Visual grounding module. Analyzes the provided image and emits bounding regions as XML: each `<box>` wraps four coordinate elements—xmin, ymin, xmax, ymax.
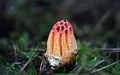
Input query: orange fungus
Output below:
<box><xmin>45</xmin><ymin>20</ymin><xmax>77</xmax><ymax>68</ymax></box>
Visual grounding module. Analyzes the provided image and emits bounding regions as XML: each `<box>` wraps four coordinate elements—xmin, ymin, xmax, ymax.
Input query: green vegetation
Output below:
<box><xmin>0</xmin><ymin>39</ymin><xmax>120</xmax><ymax>75</ymax></box>
<box><xmin>0</xmin><ymin>0</ymin><xmax>120</xmax><ymax>75</ymax></box>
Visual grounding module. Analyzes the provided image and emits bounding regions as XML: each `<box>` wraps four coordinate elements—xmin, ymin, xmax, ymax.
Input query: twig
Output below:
<box><xmin>13</xmin><ymin>61</ymin><xmax>25</xmax><ymax>65</ymax></box>
<box><xmin>39</xmin><ymin>59</ymin><xmax>45</xmax><ymax>74</ymax></box>
<box><xmin>90</xmin><ymin>59</ymin><xmax>106</xmax><ymax>70</ymax></box>
<box><xmin>12</xmin><ymin>61</ymin><xmax>25</xmax><ymax>69</ymax></box>
<box><xmin>91</xmin><ymin>60</ymin><xmax>120</xmax><ymax>73</ymax></box>
<box><xmin>77</xmin><ymin>48</ymin><xmax>120</xmax><ymax>52</ymax></box>
<box><xmin>93</xmin><ymin>48</ymin><xmax>120</xmax><ymax>51</ymax></box>
<box><xmin>39</xmin><ymin>57</ymin><xmax>48</xmax><ymax>75</ymax></box>
<box><xmin>9</xmin><ymin>47</ymin><xmax>45</xmax><ymax>52</ymax></box>
<box><xmin>90</xmin><ymin>10</ymin><xmax>111</xmax><ymax>36</ymax></box>
<box><xmin>20</xmin><ymin>55</ymin><xmax>35</xmax><ymax>72</ymax></box>
<box><xmin>40</xmin><ymin>60</ymin><xmax>44</xmax><ymax>71</ymax></box>
<box><xmin>95</xmin><ymin>11</ymin><xmax>111</xmax><ymax>29</ymax></box>
<box><xmin>12</xmin><ymin>43</ymin><xmax>17</xmax><ymax>56</ymax></box>
<box><xmin>20</xmin><ymin>45</ymin><xmax>39</xmax><ymax>72</ymax></box>
<box><xmin>69</xmin><ymin>66</ymin><xmax>79</xmax><ymax>73</ymax></box>
<box><xmin>116</xmin><ymin>53</ymin><xmax>119</xmax><ymax>61</ymax></box>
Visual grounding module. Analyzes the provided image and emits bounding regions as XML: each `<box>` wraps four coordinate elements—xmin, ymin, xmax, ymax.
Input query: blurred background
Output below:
<box><xmin>0</xmin><ymin>0</ymin><xmax>120</xmax><ymax>74</ymax></box>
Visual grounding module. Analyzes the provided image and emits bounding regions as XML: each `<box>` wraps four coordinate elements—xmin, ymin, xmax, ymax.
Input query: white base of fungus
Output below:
<box><xmin>47</xmin><ymin>55</ymin><xmax>62</xmax><ymax>69</ymax></box>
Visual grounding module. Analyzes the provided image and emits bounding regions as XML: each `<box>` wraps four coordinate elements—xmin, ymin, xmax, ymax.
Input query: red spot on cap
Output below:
<box><xmin>52</xmin><ymin>20</ymin><xmax>73</xmax><ymax>34</ymax></box>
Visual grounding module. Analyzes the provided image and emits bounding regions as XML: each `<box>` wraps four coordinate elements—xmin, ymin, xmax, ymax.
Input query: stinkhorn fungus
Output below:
<box><xmin>45</xmin><ymin>20</ymin><xmax>77</xmax><ymax>69</ymax></box>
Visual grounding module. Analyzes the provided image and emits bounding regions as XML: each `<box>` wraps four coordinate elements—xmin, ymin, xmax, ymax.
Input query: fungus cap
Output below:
<box><xmin>45</xmin><ymin>20</ymin><xmax>77</xmax><ymax>69</ymax></box>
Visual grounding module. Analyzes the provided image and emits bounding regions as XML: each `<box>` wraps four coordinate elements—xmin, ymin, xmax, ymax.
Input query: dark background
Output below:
<box><xmin>0</xmin><ymin>0</ymin><xmax>120</xmax><ymax>73</ymax></box>
<box><xmin>0</xmin><ymin>0</ymin><xmax>120</xmax><ymax>53</ymax></box>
